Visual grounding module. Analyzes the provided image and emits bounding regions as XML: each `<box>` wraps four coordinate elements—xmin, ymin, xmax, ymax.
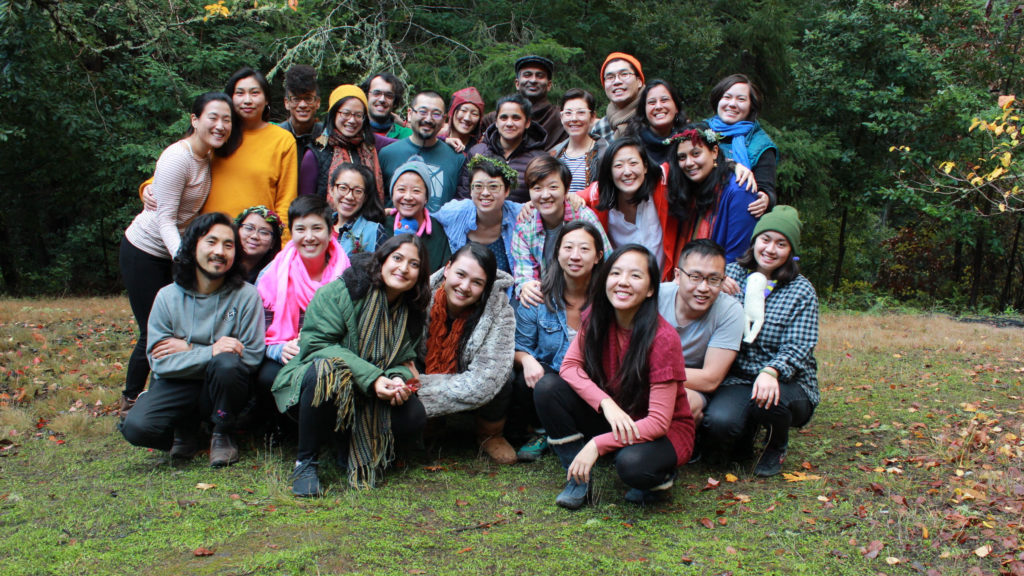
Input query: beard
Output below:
<box><xmin>198</xmin><ymin>258</ymin><xmax>231</xmax><ymax>282</ymax></box>
<box><xmin>369</xmin><ymin>110</ymin><xmax>392</xmax><ymax>125</ymax></box>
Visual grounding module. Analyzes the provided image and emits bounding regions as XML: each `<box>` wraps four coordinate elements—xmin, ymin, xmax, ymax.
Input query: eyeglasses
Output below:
<box><xmin>288</xmin><ymin>94</ymin><xmax>318</xmax><ymax>105</ymax></box>
<box><xmin>677</xmin><ymin>268</ymin><xmax>724</xmax><ymax>287</ymax></box>
<box><xmin>368</xmin><ymin>89</ymin><xmax>395</xmax><ymax>101</ymax></box>
<box><xmin>337</xmin><ymin>109</ymin><xmax>364</xmax><ymax>121</ymax></box>
<box><xmin>560</xmin><ymin>109</ymin><xmax>591</xmax><ymax>119</ymax></box>
<box><xmin>470</xmin><ymin>182</ymin><xmax>506</xmax><ymax>195</ymax></box>
<box><xmin>603</xmin><ymin>70</ymin><xmax>636</xmax><ymax>83</ymax></box>
<box><xmin>241</xmin><ymin>223</ymin><xmax>273</xmax><ymax>239</ymax></box>
<box><xmin>332</xmin><ymin>183</ymin><xmax>365</xmax><ymax>198</ymax></box>
<box><xmin>413</xmin><ymin>108</ymin><xmax>444</xmax><ymax>121</ymax></box>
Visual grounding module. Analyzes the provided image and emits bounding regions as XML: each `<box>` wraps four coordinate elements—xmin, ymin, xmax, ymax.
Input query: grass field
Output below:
<box><xmin>0</xmin><ymin>297</ymin><xmax>1022</xmax><ymax>575</ymax></box>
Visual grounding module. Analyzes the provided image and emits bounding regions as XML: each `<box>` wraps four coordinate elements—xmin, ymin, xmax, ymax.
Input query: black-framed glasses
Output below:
<box><xmin>677</xmin><ymin>268</ymin><xmax>724</xmax><ymax>287</ymax></box>
<box><xmin>413</xmin><ymin>108</ymin><xmax>444</xmax><ymax>121</ymax></box>
<box><xmin>368</xmin><ymin>89</ymin><xmax>395</xmax><ymax>101</ymax></box>
<box><xmin>332</xmin><ymin>183</ymin><xmax>365</xmax><ymax>198</ymax></box>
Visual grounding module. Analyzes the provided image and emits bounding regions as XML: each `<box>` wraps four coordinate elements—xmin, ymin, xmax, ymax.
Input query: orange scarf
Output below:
<box><xmin>424</xmin><ymin>285</ymin><xmax>468</xmax><ymax>375</ymax></box>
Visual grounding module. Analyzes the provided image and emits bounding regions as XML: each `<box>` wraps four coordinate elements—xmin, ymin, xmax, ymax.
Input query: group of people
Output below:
<box><xmin>116</xmin><ymin>52</ymin><xmax>819</xmax><ymax>509</ymax></box>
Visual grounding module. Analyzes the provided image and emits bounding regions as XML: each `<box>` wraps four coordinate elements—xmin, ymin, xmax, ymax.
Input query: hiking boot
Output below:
<box><xmin>754</xmin><ymin>444</ymin><xmax>787</xmax><ymax>477</ymax></box>
<box><xmin>555</xmin><ymin>478</ymin><xmax>590</xmax><ymax>510</ymax></box>
<box><xmin>291</xmin><ymin>460</ymin><xmax>321</xmax><ymax>498</ymax></box>
<box><xmin>516</xmin><ymin>434</ymin><xmax>548</xmax><ymax>462</ymax></box>
<box><xmin>169</xmin><ymin>430</ymin><xmax>199</xmax><ymax>461</ymax></box>
<box><xmin>476</xmin><ymin>417</ymin><xmax>517</xmax><ymax>465</ymax></box>
<box><xmin>209</xmin><ymin>433</ymin><xmax>239</xmax><ymax>468</ymax></box>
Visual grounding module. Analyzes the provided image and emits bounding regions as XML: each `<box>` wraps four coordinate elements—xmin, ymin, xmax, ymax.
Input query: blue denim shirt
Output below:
<box><xmin>433</xmin><ymin>198</ymin><xmax>523</xmax><ymax>297</ymax></box>
<box><xmin>514</xmin><ymin>299</ymin><xmax>573</xmax><ymax>371</ymax></box>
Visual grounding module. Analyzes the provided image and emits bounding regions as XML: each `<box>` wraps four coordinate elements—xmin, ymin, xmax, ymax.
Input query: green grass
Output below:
<box><xmin>1</xmin><ymin>299</ymin><xmax>1022</xmax><ymax>575</ymax></box>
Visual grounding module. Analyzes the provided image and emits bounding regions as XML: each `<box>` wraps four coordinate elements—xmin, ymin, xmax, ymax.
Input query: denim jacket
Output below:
<box><xmin>514</xmin><ymin>299</ymin><xmax>574</xmax><ymax>371</ymax></box>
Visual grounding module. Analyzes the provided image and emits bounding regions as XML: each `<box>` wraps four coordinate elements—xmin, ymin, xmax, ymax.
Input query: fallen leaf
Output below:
<box><xmin>193</xmin><ymin>547</ymin><xmax>215</xmax><ymax>557</ymax></box>
<box><xmin>725</xmin><ymin>546</ymin><xmax>737</xmax><ymax>554</ymax></box>
<box><xmin>699</xmin><ymin>517</ymin><xmax>714</xmax><ymax>529</ymax></box>
<box><xmin>455</xmin><ymin>499</ymin><xmax>469</xmax><ymax>507</ymax></box>
<box><xmin>423</xmin><ymin>465</ymin><xmax>446</xmax><ymax>472</ymax></box>
<box><xmin>861</xmin><ymin>540</ymin><xmax>884</xmax><ymax>560</ymax></box>
<box><xmin>456</xmin><ymin>547</ymin><xmax>473</xmax><ymax>554</ymax></box>
<box><xmin>885</xmin><ymin>557</ymin><xmax>900</xmax><ymax>565</ymax></box>
<box><xmin>704</xmin><ymin>477</ymin><xmax>721</xmax><ymax>490</ymax></box>
<box><xmin>782</xmin><ymin>472</ymin><xmax>821</xmax><ymax>482</ymax></box>
<box><xmin>974</xmin><ymin>544</ymin><xmax>992</xmax><ymax>557</ymax></box>
<box><xmin>724</xmin><ymin>473</ymin><xmax>738</xmax><ymax>483</ymax></box>
<box><xmin>195</xmin><ymin>483</ymin><xmax>216</xmax><ymax>491</ymax></box>
<box><xmin>680</xmin><ymin>556</ymin><xmax>694</xmax><ymax>565</ymax></box>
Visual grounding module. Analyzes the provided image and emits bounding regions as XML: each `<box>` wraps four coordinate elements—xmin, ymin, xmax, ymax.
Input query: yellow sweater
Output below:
<box><xmin>204</xmin><ymin>124</ymin><xmax>298</xmax><ymax>235</ymax></box>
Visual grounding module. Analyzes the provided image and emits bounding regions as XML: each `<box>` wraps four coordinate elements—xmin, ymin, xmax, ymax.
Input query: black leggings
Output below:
<box><xmin>702</xmin><ymin>382</ymin><xmax>813</xmax><ymax>458</ymax></box>
<box><xmin>535</xmin><ymin>374</ymin><xmax>678</xmax><ymax>490</ymax></box>
<box><xmin>119</xmin><ymin>237</ymin><xmax>173</xmax><ymax>399</ymax></box>
<box><xmin>295</xmin><ymin>362</ymin><xmax>426</xmax><ymax>462</ymax></box>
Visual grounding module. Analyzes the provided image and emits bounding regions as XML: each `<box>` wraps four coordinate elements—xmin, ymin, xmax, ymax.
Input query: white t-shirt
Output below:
<box><xmin>608</xmin><ymin>198</ymin><xmax>664</xmax><ymax>268</ymax></box>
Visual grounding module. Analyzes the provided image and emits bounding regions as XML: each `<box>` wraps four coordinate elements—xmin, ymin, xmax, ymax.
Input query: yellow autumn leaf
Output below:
<box><xmin>725</xmin><ymin>473</ymin><xmax>738</xmax><ymax>482</ymax></box>
<box><xmin>999</xmin><ymin>203</ymin><xmax>1006</xmax><ymax>213</ymax></box>
<box><xmin>939</xmin><ymin>161</ymin><xmax>955</xmax><ymax>174</ymax></box>
<box><xmin>195</xmin><ymin>482</ymin><xmax>217</xmax><ymax>490</ymax></box>
<box><xmin>970</xmin><ymin>176</ymin><xmax>985</xmax><ymax>187</ymax></box>
<box><xmin>782</xmin><ymin>471</ymin><xmax>821</xmax><ymax>482</ymax></box>
<box><xmin>993</xmin><ymin>124</ymin><xmax>1005</xmax><ymax>136</ymax></box>
<box><xmin>974</xmin><ymin>544</ymin><xmax>992</xmax><ymax>557</ymax></box>
<box><xmin>986</xmin><ymin>167</ymin><xmax>1006</xmax><ymax>181</ymax></box>
<box><xmin>969</xmin><ymin>118</ymin><xmax>981</xmax><ymax>132</ymax></box>
<box><xmin>1002</xmin><ymin>151</ymin><xmax>1012</xmax><ymax>167</ymax></box>
<box><xmin>998</xmin><ymin>94</ymin><xmax>1015</xmax><ymax>109</ymax></box>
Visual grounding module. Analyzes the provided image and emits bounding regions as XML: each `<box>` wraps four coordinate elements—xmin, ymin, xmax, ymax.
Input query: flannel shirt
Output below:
<box><xmin>721</xmin><ymin>262</ymin><xmax>820</xmax><ymax>406</ymax></box>
<box><xmin>510</xmin><ymin>199</ymin><xmax>612</xmax><ymax>296</ymax></box>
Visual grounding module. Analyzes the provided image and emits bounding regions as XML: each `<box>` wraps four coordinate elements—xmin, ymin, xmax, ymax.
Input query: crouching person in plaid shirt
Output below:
<box><xmin>703</xmin><ymin>206</ymin><xmax>819</xmax><ymax>477</ymax></box>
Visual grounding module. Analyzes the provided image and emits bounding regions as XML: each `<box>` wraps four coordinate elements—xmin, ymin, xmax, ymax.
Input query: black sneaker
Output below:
<box><xmin>754</xmin><ymin>445</ymin><xmax>787</xmax><ymax>477</ymax></box>
<box><xmin>292</xmin><ymin>460</ymin><xmax>321</xmax><ymax>498</ymax></box>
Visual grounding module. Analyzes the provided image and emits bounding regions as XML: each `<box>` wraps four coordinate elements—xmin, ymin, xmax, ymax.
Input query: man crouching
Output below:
<box><xmin>121</xmin><ymin>212</ymin><xmax>265</xmax><ymax>467</ymax></box>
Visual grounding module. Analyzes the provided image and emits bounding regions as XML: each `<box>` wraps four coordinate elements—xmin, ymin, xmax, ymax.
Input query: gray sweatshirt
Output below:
<box><xmin>146</xmin><ymin>281</ymin><xmax>266</xmax><ymax>380</ymax></box>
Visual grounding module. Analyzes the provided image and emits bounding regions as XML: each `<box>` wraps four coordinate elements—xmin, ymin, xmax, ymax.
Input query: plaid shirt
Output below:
<box><xmin>589</xmin><ymin>116</ymin><xmax>616</xmax><ymax>142</ymax></box>
<box><xmin>721</xmin><ymin>262</ymin><xmax>820</xmax><ymax>406</ymax></box>
<box><xmin>510</xmin><ymin>199</ymin><xmax>612</xmax><ymax>296</ymax></box>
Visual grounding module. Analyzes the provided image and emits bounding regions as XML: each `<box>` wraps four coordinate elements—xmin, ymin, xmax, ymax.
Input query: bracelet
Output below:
<box><xmin>759</xmin><ymin>367</ymin><xmax>778</xmax><ymax>378</ymax></box>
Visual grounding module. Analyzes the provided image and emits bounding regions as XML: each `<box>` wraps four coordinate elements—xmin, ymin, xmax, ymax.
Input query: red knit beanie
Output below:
<box><xmin>448</xmin><ymin>87</ymin><xmax>485</xmax><ymax>118</ymax></box>
<box><xmin>600</xmin><ymin>52</ymin><xmax>645</xmax><ymax>85</ymax></box>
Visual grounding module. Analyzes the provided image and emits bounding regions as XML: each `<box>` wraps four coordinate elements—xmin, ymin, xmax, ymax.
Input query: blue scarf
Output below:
<box><xmin>368</xmin><ymin>116</ymin><xmax>394</xmax><ymax>134</ymax></box>
<box><xmin>708</xmin><ymin>117</ymin><xmax>755</xmax><ymax>168</ymax></box>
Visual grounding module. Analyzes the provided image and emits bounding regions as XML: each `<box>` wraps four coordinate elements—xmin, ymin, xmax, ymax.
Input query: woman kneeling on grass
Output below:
<box><xmin>416</xmin><ymin>243</ymin><xmax>517</xmax><ymax>464</ymax></box>
<box><xmin>271</xmin><ymin>234</ymin><xmax>431</xmax><ymax>496</ymax></box>
<box><xmin>536</xmin><ymin>245</ymin><xmax>694</xmax><ymax>508</ymax></box>
<box><xmin>707</xmin><ymin>206</ymin><xmax>819</xmax><ymax>477</ymax></box>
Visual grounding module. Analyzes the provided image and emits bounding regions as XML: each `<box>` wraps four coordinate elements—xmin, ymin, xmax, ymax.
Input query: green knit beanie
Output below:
<box><xmin>751</xmin><ymin>205</ymin><xmax>802</xmax><ymax>254</ymax></box>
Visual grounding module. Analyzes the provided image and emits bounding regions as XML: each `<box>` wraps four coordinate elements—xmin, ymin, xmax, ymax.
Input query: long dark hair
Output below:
<box><xmin>626</xmin><ymin>79</ymin><xmax>687</xmax><ymax>138</ymax></box>
<box><xmin>225</xmin><ymin>67</ymin><xmax>271</xmax><ymax>122</ymax></box>
<box><xmin>329</xmin><ymin>163</ymin><xmax>384</xmax><ymax>224</ymax></box>
<box><xmin>595</xmin><ymin>138</ymin><xmax>661</xmax><ymax>211</ymax></box>
<box><xmin>187</xmin><ymin>92</ymin><xmax>242</xmax><ymax>157</ymax></box>
<box><xmin>234</xmin><ymin>206</ymin><xmax>283</xmax><ymax>278</ymax></box>
<box><xmin>442</xmin><ymin>243</ymin><xmax>497</xmax><ymax>371</ymax></box>
<box><xmin>173</xmin><ymin>212</ymin><xmax>246</xmax><ymax>291</ymax></box>
<box><xmin>735</xmin><ymin>234</ymin><xmax>800</xmax><ymax>288</ymax></box>
<box><xmin>666</xmin><ymin>121</ymin><xmax>734</xmax><ymax>221</ymax></box>
<box><xmin>541</xmin><ymin>220</ymin><xmax>605</xmax><ymax>312</ymax></box>
<box><xmin>708</xmin><ymin>73</ymin><xmax>763</xmax><ymax>122</ymax></box>
<box><xmin>367</xmin><ymin>234</ymin><xmax>432</xmax><ymax>333</ymax></box>
<box><xmin>581</xmin><ymin>244</ymin><xmax>661</xmax><ymax>418</ymax></box>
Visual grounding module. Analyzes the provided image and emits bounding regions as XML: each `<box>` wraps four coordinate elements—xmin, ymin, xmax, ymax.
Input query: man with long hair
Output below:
<box><xmin>121</xmin><ymin>213</ymin><xmax>265</xmax><ymax>467</ymax></box>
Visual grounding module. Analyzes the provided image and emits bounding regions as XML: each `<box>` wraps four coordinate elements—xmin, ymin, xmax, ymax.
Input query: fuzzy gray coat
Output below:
<box><xmin>417</xmin><ymin>268</ymin><xmax>515</xmax><ymax>417</ymax></box>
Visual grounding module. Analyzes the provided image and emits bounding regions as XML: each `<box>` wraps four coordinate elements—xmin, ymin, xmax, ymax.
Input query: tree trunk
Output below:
<box><xmin>1000</xmin><ymin>216</ymin><xmax>1022</xmax><ymax>310</ymax></box>
<box><xmin>832</xmin><ymin>206</ymin><xmax>848</xmax><ymax>294</ymax></box>
<box><xmin>969</xmin><ymin>219</ymin><xmax>986</xmax><ymax>310</ymax></box>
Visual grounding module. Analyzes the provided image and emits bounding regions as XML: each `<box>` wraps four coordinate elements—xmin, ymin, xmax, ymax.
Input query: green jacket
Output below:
<box><xmin>271</xmin><ymin>275</ymin><xmax>417</xmax><ymax>413</ymax></box>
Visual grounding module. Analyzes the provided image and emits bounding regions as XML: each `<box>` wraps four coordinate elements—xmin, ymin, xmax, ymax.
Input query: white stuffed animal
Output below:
<box><xmin>743</xmin><ymin>272</ymin><xmax>768</xmax><ymax>343</ymax></box>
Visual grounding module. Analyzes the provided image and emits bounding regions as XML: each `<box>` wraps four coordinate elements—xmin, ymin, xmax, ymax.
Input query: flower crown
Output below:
<box><xmin>235</xmin><ymin>205</ymin><xmax>283</xmax><ymax>232</ymax></box>
<box><xmin>467</xmin><ymin>154</ymin><xmax>519</xmax><ymax>185</ymax></box>
<box><xmin>664</xmin><ymin>128</ymin><xmax>722</xmax><ymax>147</ymax></box>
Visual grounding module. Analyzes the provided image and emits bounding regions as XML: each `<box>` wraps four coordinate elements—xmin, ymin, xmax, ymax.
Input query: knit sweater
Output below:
<box><xmin>416</xmin><ymin>269</ymin><xmax>516</xmax><ymax>417</ymax></box>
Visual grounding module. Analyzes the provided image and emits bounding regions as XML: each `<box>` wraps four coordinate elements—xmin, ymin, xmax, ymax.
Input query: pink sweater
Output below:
<box><xmin>559</xmin><ymin>315</ymin><xmax>695</xmax><ymax>465</ymax></box>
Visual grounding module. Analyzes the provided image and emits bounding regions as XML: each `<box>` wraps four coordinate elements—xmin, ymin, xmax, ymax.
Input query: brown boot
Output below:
<box><xmin>476</xmin><ymin>417</ymin><xmax>516</xmax><ymax>465</ymax></box>
<box><xmin>209</xmin><ymin>433</ymin><xmax>239</xmax><ymax>468</ymax></box>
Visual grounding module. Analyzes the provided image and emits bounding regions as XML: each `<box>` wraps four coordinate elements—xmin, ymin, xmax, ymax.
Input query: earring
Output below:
<box><xmin>713</xmin><ymin>160</ymin><xmax>718</xmax><ymax>168</ymax></box>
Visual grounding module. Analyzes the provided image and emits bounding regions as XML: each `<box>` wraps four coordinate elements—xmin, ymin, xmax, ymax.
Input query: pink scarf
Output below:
<box><xmin>257</xmin><ymin>237</ymin><xmax>350</xmax><ymax>345</ymax></box>
<box><xmin>392</xmin><ymin>209</ymin><xmax>433</xmax><ymax>236</ymax></box>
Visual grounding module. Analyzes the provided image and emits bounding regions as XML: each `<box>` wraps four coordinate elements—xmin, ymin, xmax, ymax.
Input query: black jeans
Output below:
<box><xmin>119</xmin><ymin>237</ymin><xmax>173</xmax><ymax>399</ymax></box>
<box><xmin>508</xmin><ymin>365</ymin><xmax>558</xmax><ymax>433</ymax></box>
<box><xmin>534</xmin><ymin>374</ymin><xmax>678</xmax><ymax>490</ymax></box>
<box><xmin>295</xmin><ymin>362</ymin><xmax>426</xmax><ymax>462</ymax></box>
<box><xmin>702</xmin><ymin>382</ymin><xmax>813</xmax><ymax>458</ymax></box>
<box><xmin>120</xmin><ymin>353</ymin><xmax>253</xmax><ymax>450</ymax></box>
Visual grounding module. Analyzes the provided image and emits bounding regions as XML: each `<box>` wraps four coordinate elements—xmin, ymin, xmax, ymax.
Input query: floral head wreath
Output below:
<box><xmin>235</xmin><ymin>205</ymin><xmax>283</xmax><ymax>235</ymax></box>
<box><xmin>467</xmin><ymin>154</ymin><xmax>519</xmax><ymax>187</ymax></box>
<box><xmin>664</xmin><ymin>128</ymin><xmax>722</xmax><ymax>148</ymax></box>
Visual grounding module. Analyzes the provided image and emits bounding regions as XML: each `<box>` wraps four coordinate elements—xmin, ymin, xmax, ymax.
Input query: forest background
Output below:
<box><xmin>3</xmin><ymin>0</ymin><xmax>1024</xmax><ymax>311</ymax></box>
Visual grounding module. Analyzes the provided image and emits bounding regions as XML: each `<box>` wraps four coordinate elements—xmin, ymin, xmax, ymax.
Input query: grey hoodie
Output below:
<box><xmin>146</xmin><ymin>281</ymin><xmax>265</xmax><ymax>380</ymax></box>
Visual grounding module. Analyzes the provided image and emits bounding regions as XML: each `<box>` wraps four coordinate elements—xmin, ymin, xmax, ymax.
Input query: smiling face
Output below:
<box><xmin>528</xmin><ymin>171</ymin><xmax>567</xmax><ymax>221</ymax></box>
<box><xmin>290</xmin><ymin>213</ymin><xmax>331</xmax><ymax>263</ymax></box>
<box><xmin>645</xmin><ymin>84</ymin><xmax>678</xmax><ymax>135</ymax></box>
<box><xmin>232</xmin><ymin>76</ymin><xmax>267</xmax><ymax>127</ymax></box>
<box><xmin>559</xmin><ymin>97</ymin><xmax>592</xmax><ymax>139</ymax></box>
<box><xmin>408</xmin><ymin>94</ymin><xmax>445</xmax><ymax>142</ymax></box>
<box><xmin>515</xmin><ymin>65</ymin><xmax>551</xmax><ymax>100</ymax></box>
<box><xmin>238</xmin><ymin>213</ymin><xmax>274</xmax><ymax>260</ymax></box>
<box><xmin>367</xmin><ymin>76</ymin><xmax>396</xmax><ymax>122</ymax></box>
<box><xmin>753</xmin><ymin>230</ymin><xmax>792</xmax><ymax>277</ymax></box>
<box><xmin>329</xmin><ymin>169</ymin><xmax>367</xmax><ymax>223</ymax></box>
<box><xmin>452</xmin><ymin>103</ymin><xmax>481</xmax><ymax>138</ymax></box>
<box><xmin>391</xmin><ymin>171</ymin><xmax>428</xmax><ymax>219</ymax></box>
<box><xmin>602</xmin><ymin>59</ymin><xmax>643</xmax><ymax>106</ymax></box>
<box><xmin>334</xmin><ymin>98</ymin><xmax>367</xmax><ymax>139</ymax></box>
<box><xmin>284</xmin><ymin>90</ymin><xmax>320</xmax><ymax>126</ymax></box>
<box><xmin>381</xmin><ymin>241</ymin><xmax>422</xmax><ymax>301</ymax></box>
<box><xmin>674</xmin><ymin>252</ymin><xmax>725</xmax><ymax>317</ymax></box>
<box><xmin>196</xmin><ymin>223</ymin><xmax>236</xmax><ymax>281</ymax></box>
<box><xmin>469</xmin><ymin>171</ymin><xmax>509</xmax><ymax>218</ymax></box>
<box><xmin>605</xmin><ymin>249</ymin><xmax>654</xmax><ymax>315</ymax></box>
<box><xmin>611</xmin><ymin>145</ymin><xmax>647</xmax><ymax>198</ymax></box>
<box><xmin>443</xmin><ymin>253</ymin><xmax>488</xmax><ymax>315</ymax></box>
<box><xmin>676</xmin><ymin>139</ymin><xmax>719</xmax><ymax>183</ymax></box>
<box><xmin>558</xmin><ymin>228</ymin><xmax>600</xmax><ymax>282</ymax></box>
<box><xmin>191</xmin><ymin>100</ymin><xmax>232</xmax><ymax>151</ymax></box>
<box><xmin>496</xmin><ymin>102</ymin><xmax>529</xmax><ymax>146</ymax></box>
<box><xmin>717</xmin><ymin>82</ymin><xmax>752</xmax><ymax>124</ymax></box>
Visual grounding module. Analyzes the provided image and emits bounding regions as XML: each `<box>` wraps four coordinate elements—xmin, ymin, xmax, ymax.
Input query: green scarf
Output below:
<box><xmin>311</xmin><ymin>286</ymin><xmax>409</xmax><ymax>489</ymax></box>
